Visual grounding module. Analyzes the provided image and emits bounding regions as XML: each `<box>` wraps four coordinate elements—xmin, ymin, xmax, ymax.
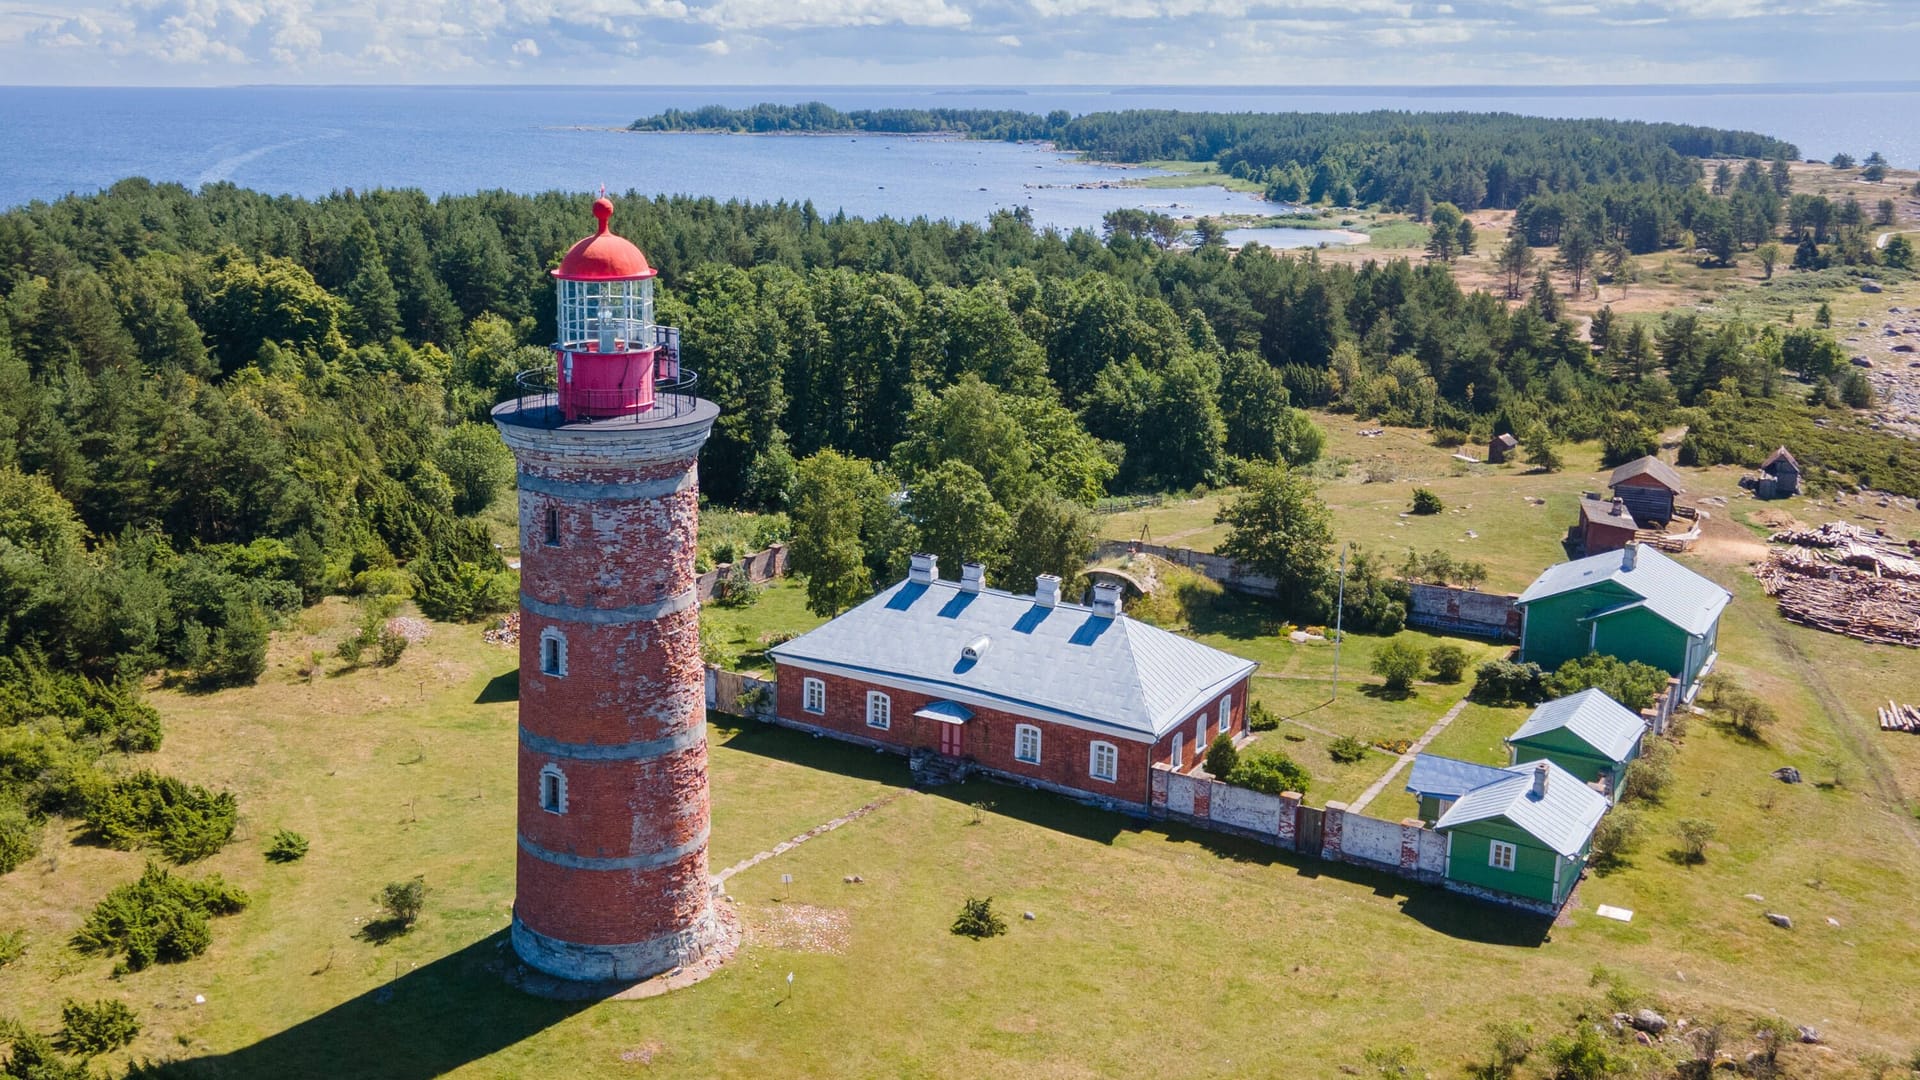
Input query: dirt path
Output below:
<box><xmin>1347</xmin><ymin>693</ymin><xmax>1475</xmax><ymax>814</ymax></box>
<box><xmin>715</xmin><ymin>789</ymin><xmax>911</xmax><ymax>885</ymax></box>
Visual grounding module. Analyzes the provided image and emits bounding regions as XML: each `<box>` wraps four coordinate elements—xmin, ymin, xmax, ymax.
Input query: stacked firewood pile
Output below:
<box><xmin>1879</xmin><ymin>701</ymin><xmax>1920</xmax><ymax>733</ymax></box>
<box><xmin>1756</xmin><ymin>522</ymin><xmax>1920</xmax><ymax>647</ymax></box>
<box><xmin>483</xmin><ymin>612</ymin><xmax>520</xmax><ymax>647</ymax></box>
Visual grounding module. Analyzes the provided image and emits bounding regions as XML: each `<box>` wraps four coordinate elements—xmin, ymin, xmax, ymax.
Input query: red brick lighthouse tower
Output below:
<box><xmin>492</xmin><ymin>196</ymin><xmax>722</xmax><ymax>982</ymax></box>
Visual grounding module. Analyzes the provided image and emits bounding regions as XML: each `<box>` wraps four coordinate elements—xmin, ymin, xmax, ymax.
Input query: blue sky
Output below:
<box><xmin>2</xmin><ymin>0</ymin><xmax>1916</xmax><ymax>86</ymax></box>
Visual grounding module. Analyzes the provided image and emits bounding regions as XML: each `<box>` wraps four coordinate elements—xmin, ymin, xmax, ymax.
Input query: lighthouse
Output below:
<box><xmin>492</xmin><ymin>196</ymin><xmax>723</xmax><ymax>982</ymax></box>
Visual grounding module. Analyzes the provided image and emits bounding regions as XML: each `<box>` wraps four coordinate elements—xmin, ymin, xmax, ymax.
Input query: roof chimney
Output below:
<box><xmin>1532</xmin><ymin>761</ymin><xmax>1550</xmax><ymax>799</ymax></box>
<box><xmin>1034</xmin><ymin>574</ymin><xmax>1061</xmax><ymax>608</ymax></box>
<box><xmin>1091</xmin><ymin>581</ymin><xmax>1124</xmax><ymax>618</ymax></box>
<box><xmin>909</xmin><ymin>552</ymin><xmax>937</xmax><ymax>584</ymax></box>
<box><xmin>1621</xmin><ymin>541</ymin><xmax>1639</xmax><ymax>571</ymax></box>
<box><xmin>960</xmin><ymin>561</ymin><xmax>985</xmax><ymax>593</ymax></box>
<box><xmin>1611</xmin><ymin>497</ymin><xmax>1626</xmax><ymax>517</ymax></box>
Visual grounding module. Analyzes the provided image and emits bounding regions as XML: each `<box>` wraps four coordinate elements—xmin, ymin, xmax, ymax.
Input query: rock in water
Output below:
<box><xmin>1766</xmin><ymin>912</ymin><xmax>1794</xmax><ymax>929</ymax></box>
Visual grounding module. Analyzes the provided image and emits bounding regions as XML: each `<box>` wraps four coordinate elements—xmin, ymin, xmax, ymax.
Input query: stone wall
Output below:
<box><xmin>694</xmin><ymin>543</ymin><xmax>789</xmax><ymax>603</ymax></box>
<box><xmin>1091</xmin><ymin>540</ymin><xmax>1281</xmax><ymax>598</ymax></box>
<box><xmin>1406</xmin><ymin>583</ymin><xmax>1522</xmax><ymax>641</ymax></box>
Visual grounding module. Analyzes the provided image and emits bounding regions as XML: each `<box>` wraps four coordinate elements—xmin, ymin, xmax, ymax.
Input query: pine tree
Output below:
<box><xmin>1497</xmin><ymin>230</ymin><xmax>1534</xmax><ymax>300</ymax></box>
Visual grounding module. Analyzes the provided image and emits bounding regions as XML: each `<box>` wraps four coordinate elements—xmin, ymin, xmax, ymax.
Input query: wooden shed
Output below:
<box><xmin>1759</xmin><ymin>446</ymin><xmax>1801</xmax><ymax>498</ymax></box>
<box><xmin>1488</xmin><ymin>432</ymin><xmax>1519</xmax><ymax>464</ymax></box>
<box><xmin>1607</xmin><ymin>455</ymin><xmax>1686</xmax><ymax>525</ymax></box>
<box><xmin>1577</xmin><ymin>497</ymin><xmax>1639</xmax><ymax>556</ymax></box>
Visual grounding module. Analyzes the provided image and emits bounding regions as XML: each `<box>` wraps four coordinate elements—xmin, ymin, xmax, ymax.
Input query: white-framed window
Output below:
<box><xmin>1089</xmin><ymin>741</ymin><xmax>1118</xmax><ymax>783</ymax></box>
<box><xmin>1170</xmin><ymin>732</ymin><xmax>1184</xmax><ymax>767</ymax></box>
<box><xmin>1014</xmin><ymin>724</ymin><xmax>1041</xmax><ymax>764</ymax></box>
<box><xmin>1197</xmin><ymin>717</ymin><xmax>1206</xmax><ymax>755</ymax></box>
<box><xmin>538</xmin><ymin>764</ymin><xmax>568</xmax><ymax>815</ymax></box>
<box><xmin>866</xmin><ymin>691</ymin><xmax>891</xmax><ymax>729</ymax></box>
<box><xmin>1489</xmin><ymin>840</ymin><xmax>1517</xmax><ymax>872</ymax></box>
<box><xmin>802</xmin><ymin>677</ymin><xmax>826</xmax><ymax>715</ymax></box>
<box><xmin>544</xmin><ymin>505</ymin><xmax>561</xmax><ymax>546</ymax></box>
<box><xmin>1218</xmin><ymin>697</ymin><xmax>1231</xmax><ymax>734</ymax></box>
<box><xmin>539</xmin><ymin>628</ymin><xmax>567</xmax><ymax>677</ymax></box>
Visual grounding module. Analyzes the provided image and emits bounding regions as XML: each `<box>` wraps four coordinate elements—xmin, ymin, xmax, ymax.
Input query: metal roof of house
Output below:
<box><xmin>1577</xmin><ymin>497</ymin><xmax>1636</xmax><ymax>528</ymax></box>
<box><xmin>1514</xmin><ymin>543</ymin><xmax>1730</xmax><ymax>638</ymax></box>
<box><xmin>1608</xmin><ymin>455</ymin><xmax>1687</xmax><ymax>493</ymax></box>
<box><xmin>1509</xmin><ymin>688</ymin><xmax>1646</xmax><ymax>763</ymax></box>
<box><xmin>1406</xmin><ymin>754</ymin><xmax>1512</xmax><ymax>800</ymax></box>
<box><xmin>1761</xmin><ymin>446</ymin><xmax>1800</xmax><ymax>473</ymax></box>
<box><xmin>768</xmin><ymin>577</ymin><xmax>1258</xmax><ymax>740</ymax></box>
<box><xmin>1433</xmin><ymin>758</ymin><xmax>1610</xmax><ymax>857</ymax></box>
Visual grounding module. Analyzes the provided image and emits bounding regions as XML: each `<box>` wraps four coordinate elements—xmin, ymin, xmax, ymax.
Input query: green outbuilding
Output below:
<box><xmin>1507</xmin><ymin>689</ymin><xmax>1646</xmax><ymax>800</ymax></box>
<box><xmin>1432</xmin><ymin>757</ymin><xmax>1610</xmax><ymax>910</ymax></box>
<box><xmin>1514</xmin><ymin>542</ymin><xmax>1730</xmax><ymax>692</ymax></box>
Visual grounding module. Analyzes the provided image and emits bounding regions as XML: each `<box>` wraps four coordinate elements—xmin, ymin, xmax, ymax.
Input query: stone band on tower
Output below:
<box><xmin>492</xmin><ymin>196</ymin><xmax>722</xmax><ymax>983</ymax></box>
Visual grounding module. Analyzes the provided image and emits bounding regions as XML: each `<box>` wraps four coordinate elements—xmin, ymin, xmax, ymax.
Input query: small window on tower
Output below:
<box><xmin>539</xmin><ymin>764</ymin><xmax>568</xmax><ymax>815</ymax></box>
<box><xmin>540</xmin><ymin>628</ymin><xmax>567</xmax><ymax>677</ymax></box>
<box><xmin>544</xmin><ymin>506</ymin><xmax>560</xmax><ymax>546</ymax></box>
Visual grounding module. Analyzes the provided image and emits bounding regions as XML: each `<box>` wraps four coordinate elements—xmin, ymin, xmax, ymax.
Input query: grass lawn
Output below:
<box><xmin>699</xmin><ymin>578</ymin><xmax>829</xmax><ymax>674</ymax></box>
<box><xmin>1124</xmin><ymin>160</ymin><xmax>1267</xmax><ymax>194</ymax></box>
<box><xmin>4</xmin><ymin>567</ymin><xmax>1920</xmax><ymax>1077</ymax></box>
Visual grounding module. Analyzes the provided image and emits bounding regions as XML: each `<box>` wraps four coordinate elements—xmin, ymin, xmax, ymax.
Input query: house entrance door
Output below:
<box><xmin>939</xmin><ymin>722</ymin><xmax>963</xmax><ymax>757</ymax></box>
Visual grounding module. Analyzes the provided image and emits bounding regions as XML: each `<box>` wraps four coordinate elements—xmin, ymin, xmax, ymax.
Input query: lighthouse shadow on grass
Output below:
<box><xmin>142</xmin><ymin>932</ymin><xmax>587</xmax><ymax>1080</ymax></box>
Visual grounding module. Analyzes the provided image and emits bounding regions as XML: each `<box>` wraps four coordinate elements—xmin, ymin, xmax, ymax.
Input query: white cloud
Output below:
<box><xmin>694</xmin><ymin>0</ymin><xmax>970</xmax><ymax>30</ymax></box>
<box><xmin>511</xmin><ymin>35</ymin><xmax>538</xmax><ymax>54</ymax></box>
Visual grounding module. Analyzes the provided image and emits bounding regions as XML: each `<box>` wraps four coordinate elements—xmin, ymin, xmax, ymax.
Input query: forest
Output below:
<box><xmin>5</xmin><ymin>138</ymin><xmax>1920</xmax><ymax>875</ymax></box>
<box><xmin>630</xmin><ymin>103</ymin><xmax>1797</xmax><ymax>214</ymax></box>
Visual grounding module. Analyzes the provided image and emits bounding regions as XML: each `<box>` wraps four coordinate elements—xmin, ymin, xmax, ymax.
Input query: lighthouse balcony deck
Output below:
<box><xmin>495</xmin><ymin>367</ymin><xmax>712</xmax><ymax>432</ymax></box>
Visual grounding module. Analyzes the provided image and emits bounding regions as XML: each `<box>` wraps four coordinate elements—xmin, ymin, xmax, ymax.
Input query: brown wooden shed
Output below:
<box><xmin>1488</xmin><ymin>432</ymin><xmax>1519</xmax><ymax>464</ymax></box>
<box><xmin>1760</xmin><ymin>446</ymin><xmax>1801</xmax><ymax>497</ymax></box>
<box><xmin>1607</xmin><ymin>456</ymin><xmax>1685</xmax><ymax>525</ymax></box>
<box><xmin>1578</xmin><ymin>497</ymin><xmax>1639</xmax><ymax>555</ymax></box>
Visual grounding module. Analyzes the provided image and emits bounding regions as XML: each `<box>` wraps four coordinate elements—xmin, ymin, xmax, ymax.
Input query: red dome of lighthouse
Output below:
<box><xmin>553</xmin><ymin>197</ymin><xmax>656</xmax><ymax>281</ymax></box>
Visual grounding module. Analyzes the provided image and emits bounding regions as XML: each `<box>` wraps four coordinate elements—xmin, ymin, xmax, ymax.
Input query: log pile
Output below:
<box><xmin>1757</xmin><ymin>522</ymin><xmax>1920</xmax><ymax>647</ymax></box>
<box><xmin>483</xmin><ymin>611</ymin><xmax>520</xmax><ymax>647</ymax></box>
<box><xmin>1879</xmin><ymin>701</ymin><xmax>1920</xmax><ymax>733</ymax></box>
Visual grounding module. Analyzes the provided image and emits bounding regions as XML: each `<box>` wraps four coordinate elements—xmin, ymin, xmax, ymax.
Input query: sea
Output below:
<box><xmin>2</xmin><ymin>84</ymin><xmax>1916</xmax><ymax>237</ymax></box>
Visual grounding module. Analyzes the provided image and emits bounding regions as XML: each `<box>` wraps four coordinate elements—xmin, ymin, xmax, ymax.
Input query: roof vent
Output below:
<box><xmin>961</xmin><ymin>635</ymin><xmax>991</xmax><ymax>662</ymax></box>
<box><xmin>909</xmin><ymin>552</ymin><xmax>938</xmax><ymax>584</ymax></box>
<box><xmin>1091</xmin><ymin>581</ymin><xmax>1123</xmax><ymax>618</ymax></box>
<box><xmin>960</xmin><ymin>561</ymin><xmax>985</xmax><ymax>593</ymax></box>
<box><xmin>1620</xmin><ymin>541</ymin><xmax>1639</xmax><ymax>571</ymax></box>
<box><xmin>1034</xmin><ymin>574</ymin><xmax>1061</xmax><ymax>608</ymax></box>
<box><xmin>1532</xmin><ymin>761</ymin><xmax>1550</xmax><ymax>799</ymax></box>
<box><xmin>1610</xmin><ymin>497</ymin><xmax>1626</xmax><ymax>517</ymax></box>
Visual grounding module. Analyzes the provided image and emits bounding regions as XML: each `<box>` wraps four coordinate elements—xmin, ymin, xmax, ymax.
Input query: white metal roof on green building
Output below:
<box><xmin>1514</xmin><ymin>543</ymin><xmax>1730</xmax><ymax>637</ymax></box>
<box><xmin>1434</xmin><ymin>759</ymin><xmax>1610</xmax><ymax>857</ymax></box>
<box><xmin>768</xmin><ymin>576</ymin><xmax>1257</xmax><ymax>740</ymax></box>
<box><xmin>1509</xmin><ymin>688</ymin><xmax>1647</xmax><ymax>763</ymax></box>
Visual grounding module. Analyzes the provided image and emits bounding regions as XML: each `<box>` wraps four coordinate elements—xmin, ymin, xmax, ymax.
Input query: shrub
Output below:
<box><xmin>1589</xmin><ymin>810</ymin><xmax>1642</xmax><ymax>868</ymax></box>
<box><xmin>83</xmin><ymin>771</ymin><xmax>237</xmax><ymax>864</ymax></box>
<box><xmin>378</xmin><ymin>877</ymin><xmax>427</xmax><ymax>929</ymax></box>
<box><xmin>951</xmin><ymin>896</ymin><xmax>1006</xmax><ymax>939</ymax></box>
<box><xmin>56</xmin><ymin>998</ymin><xmax>140</xmax><ymax>1057</ymax></box>
<box><xmin>1721</xmin><ymin>690</ymin><xmax>1780</xmax><ymax>741</ymax></box>
<box><xmin>1546</xmin><ymin>654</ymin><xmax>1669</xmax><ymax>711</ymax></box>
<box><xmin>1247</xmin><ymin>701</ymin><xmax>1280</xmax><ymax>732</ymax></box>
<box><xmin>1472</xmin><ymin>659</ymin><xmax>1547</xmax><ymax>705</ymax></box>
<box><xmin>1225</xmin><ymin>751</ymin><xmax>1311</xmax><ymax>796</ymax></box>
<box><xmin>72</xmin><ymin>862</ymin><xmax>249</xmax><ymax>972</ymax></box>
<box><xmin>0</xmin><ymin>1030</ymin><xmax>94</xmax><ymax>1080</ymax></box>
<box><xmin>711</xmin><ymin>563</ymin><xmax>763</xmax><ymax>608</ymax></box>
<box><xmin>1426</xmin><ymin>644</ymin><xmax>1470</xmax><ymax>683</ymax></box>
<box><xmin>264</xmin><ymin>829</ymin><xmax>309</xmax><ymax>863</ymax></box>
<box><xmin>1542</xmin><ymin>1024</ymin><xmax>1625</xmax><ymax>1080</ymax></box>
<box><xmin>374</xmin><ymin>628</ymin><xmax>409</xmax><ymax>667</ymax></box>
<box><xmin>0</xmin><ymin>803</ymin><xmax>40</xmax><ymax>876</ymax></box>
<box><xmin>1328</xmin><ymin>735</ymin><xmax>1371</xmax><ymax>764</ymax></box>
<box><xmin>1204</xmin><ymin>733</ymin><xmax>1239</xmax><ymax>778</ymax></box>
<box><xmin>1620</xmin><ymin>739</ymin><xmax>1675</xmax><ymax>804</ymax></box>
<box><xmin>1674</xmin><ymin>818</ymin><xmax>1716</xmax><ymax>863</ymax></box>
<box><xmin>0</xmin><ymin>928</ymin><xmax>25</xmax><ymax>968</ymax></box>
<box><xmin>1410</xmin><ymin>488</ymin><xmax>1444</xmax><ymax>515</ymax></box>
<box><xmin>1478</xmin><ymin>1020</ymin><xmax>1534</xmax><ymax>1080</ymax></box>
<box><xmin>1370</xmin><ymin>641</ymin><xmax>1426</xmax><ymax>693</ymax></box>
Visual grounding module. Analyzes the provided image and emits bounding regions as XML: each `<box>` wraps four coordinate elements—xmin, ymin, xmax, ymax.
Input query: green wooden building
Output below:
<box><xmin>1514</xmin><ymin>542</ymin><xmax>1730</xmax><ymax>691</ymax></box>
<box><xmin>1507</xmin><ymin>689</ymin><xmax>1646</xmax><ymax>800</ymax></box>
<box><xmin>1430</xmin><ymin>757</ymin><xmax>1610</xmax><ymax>910</ymax></box>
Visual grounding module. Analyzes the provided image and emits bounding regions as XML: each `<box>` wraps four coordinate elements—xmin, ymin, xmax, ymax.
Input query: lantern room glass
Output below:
<box><xmin>557</xmin><ymin>277</ymin><xmax>655</xmax><ymax>354</ymax></box>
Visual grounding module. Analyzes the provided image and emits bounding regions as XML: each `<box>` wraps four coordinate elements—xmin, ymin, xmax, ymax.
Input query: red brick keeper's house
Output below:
<box><xmin>768</xmin><ymin>554</ymin><xmax>1258</xmax><ymax>810</ymax></box>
